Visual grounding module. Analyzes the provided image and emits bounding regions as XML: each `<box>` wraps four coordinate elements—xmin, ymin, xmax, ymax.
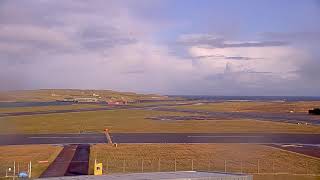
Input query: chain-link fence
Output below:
<box><xmin>93</xmin><ymin>158</ymin><xmax>320</xmax><ymax>176</ymax></box>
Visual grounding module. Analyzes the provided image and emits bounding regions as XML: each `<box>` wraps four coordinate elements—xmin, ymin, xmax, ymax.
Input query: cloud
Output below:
<box><xmin>0</xmin><ymin>0</ymin><xmax>319</xmax><ymax>96</ymax></box>
<box><xmin>262</xmin><ymin>32</ymin><xmax>320</xmax><ymax>43</ymax></box>
<box><xmin>177</xmin><ymin>34</ymin><xmax>289</xmax><ymax>48</ymax></box>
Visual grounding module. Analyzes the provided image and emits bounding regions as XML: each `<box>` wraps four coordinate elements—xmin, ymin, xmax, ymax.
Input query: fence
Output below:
<box><xmin>93</xmin><ymin>158</ymin><xmax>320</xmax><ymax>176</ymax></box>
<box><xmin>0</xmin><ymin>161</ymin><xmax>32</xmax><ymax>179</ymax></box>
<box><xmin>1</xmin><ymin>158</ymin><xmax>320</xmax><ymax>178</ymax></box>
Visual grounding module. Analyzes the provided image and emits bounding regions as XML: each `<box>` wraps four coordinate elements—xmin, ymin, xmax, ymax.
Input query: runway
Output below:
<box><xmin>1</xmin><ymin>133</ymin><xmax>320</xmax><ymax>145</ymax></box>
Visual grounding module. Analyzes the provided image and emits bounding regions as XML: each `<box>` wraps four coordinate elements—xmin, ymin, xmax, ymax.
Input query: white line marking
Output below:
<box><xmin>187</xmin><ymin>135</ymin><xmax>264</xmax><ymax>138</ymax></box>
<box><xmin>28</xmin><ymin>136</ymin><xmax>102</xmax><ymax>139</ymax></box>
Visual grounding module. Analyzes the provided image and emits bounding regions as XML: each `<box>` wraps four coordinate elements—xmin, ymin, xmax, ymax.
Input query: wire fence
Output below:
<box><xmin>93</xmin><ymin>158</ymin><xmax>320</xmax><ymax>176</ymax></box>
<box><xmin>1</xmin><ymin>158</ymin><xmax>320</xmax><ymax>178</ymax></box>
<box><xmin>0</xmin><ymin>161</ymin><xmax>32</xmax><ymax>179</ymax></box>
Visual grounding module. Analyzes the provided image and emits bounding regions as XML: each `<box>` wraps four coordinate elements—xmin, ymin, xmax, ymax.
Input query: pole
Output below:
<box><xmin>142</xmin><ymin>159</ymin><xmax>144</xmax><ymax>173</ymax></box>
<box><xmin>174</xmin><ymin>158</ymin><xmax>177</xmax><ymax>172</ymax></box>
<box><xmin>29</xmin><ymin>161</ymin><xmax>32</xmax><ymax>178</ymax></box>
<box><xmin>191</xmin><ymin>159</ymin><xmax>194</xmax><ymax>171</ymax></box>
<box><xmin>123</xmin><ymin>160</ymin><xmax>126</xmax><ymax>173</ymax></box>
<box><xmin>158</xmin><ymin>158</ymin><xmax>161</xmax><ymax>172</ymax></box>
<box><xmin>272</xmin><ymin>160</ymin><xmax>275</xmax><ymax>174</ymax></box>
<box><xmin>106</xmin><ymin>159</ymin><xmax>109</xmax><ymax>173</ymax></box>
<box><xmin>241</xmin><ymin>161</ymin><xmax>243</xmax><ymax>173</ymax></box>
<box><xmin>224</xmin><ymin>160</ymin><xmax>227</xmax><ymax>173</ymax></box>
<box><xmin>257</xmin><ymin>160</ymin><xmax>260</xmax><ymax>174</ymax></box>
<box><xmin>13</xmin><ymin>161</ymin><xmax>16</xmax><ymax>179</ymax></box>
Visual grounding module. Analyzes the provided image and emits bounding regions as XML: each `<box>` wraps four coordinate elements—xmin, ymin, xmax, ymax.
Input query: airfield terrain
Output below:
<box><xmin>0</xmin><ymin>90</ymin><xmax>320</xmax><ymax>180</ymax></box>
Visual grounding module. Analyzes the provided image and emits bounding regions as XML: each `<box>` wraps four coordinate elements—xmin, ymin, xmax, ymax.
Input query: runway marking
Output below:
<box><xmin>187</xmin><ymin>135</ymin><xmax>264</xmax><ymax>138</ymax></box>
<box><xmin>28</xmin><ymin>136</ymin><xmax>103</xmax><ymax>139</ymax></box>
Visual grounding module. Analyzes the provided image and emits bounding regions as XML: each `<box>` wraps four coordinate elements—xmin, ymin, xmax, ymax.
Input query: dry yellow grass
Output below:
<box><xmin>90</xmin><ymin>144</ymin><xmax>320</xmax><ymax>178</ymax></box>
<box><xmin>0</xmin><ymin>145</ymin><xmax>62</xmax><ymax>178</ymax></box>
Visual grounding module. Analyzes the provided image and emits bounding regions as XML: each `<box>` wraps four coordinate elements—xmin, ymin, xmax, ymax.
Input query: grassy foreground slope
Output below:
<box><xmin>0</xmin><ymin>145</ymin><xmax>62</xmax><ymax>178</ymax></box>
<box><xmin>1</xmin><ymin>109</ymin><xmax>320</xmax><ymax>134</ymax></box>
<box><xmin>90</xmin><ymin>144</ymin><xmax>320</xmax><ymax>180</ymax></box>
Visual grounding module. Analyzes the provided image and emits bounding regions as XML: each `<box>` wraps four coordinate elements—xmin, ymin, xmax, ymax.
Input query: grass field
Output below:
<box><xmin>1</xmin><ymin>109</ymin><xmax>320</xmax><ymax>134</ymax></box>
<box><xmin>0</xmin><ymin>145</ymin><xmax>62</xmax><ymax>178</ymax></box>
<box><xmin>175</xmin><ymin>101</ymin><xmax>320</xmax><ymax>114</ymax></box>
<box><xmin>0</xmin><ymin>89</ymin><xmax>166</xmax><ymax>102</ymax></box>
<box><xmin>0</xmin><ymin>104</ymin><xmax>105</xmax><ymax>114</ymax></box>
<box><xmin>90</xmin><ymin>144</ymin><xmax>320</xmax><ymax>180</ymax></box>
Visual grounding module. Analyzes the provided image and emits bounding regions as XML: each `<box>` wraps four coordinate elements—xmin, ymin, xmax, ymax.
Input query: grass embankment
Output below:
<box><xmin>1</xmin><ymin>110</ymin><xmax>320</xmax><ymax>134</ymax></box>
<box><xmin>175</xmin><ymin>101</ymin><xmax>320</xmax><ymax>114</ymax></box>
<box><xmin>90</xmin><ymin>144</ymin><xmax>320</xmax><ymax>180</ymax></box>
<box><xmin>0</xmin><ymin>145</ymin><xmax>62</xmax><ymax>178</ymax></box>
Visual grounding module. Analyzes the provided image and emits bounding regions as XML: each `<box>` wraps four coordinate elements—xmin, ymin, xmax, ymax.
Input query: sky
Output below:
<box><xmin>0</xmin><ymin>0</ymin><xmax>320</xmax><ymax>96</ymax></box>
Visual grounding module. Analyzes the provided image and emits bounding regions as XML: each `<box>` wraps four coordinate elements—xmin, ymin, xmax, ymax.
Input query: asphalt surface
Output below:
<box><xmin>40</xmin><ymin>145</ymin><xmax>78</xmax><ymax>178</ymax></box>
<box><xmin>1</xmin><ymin>133</ymin><xmax>320</xmax><ymax>145</ymax></box>
<box><xmin>65</xmin><ymin>144</ymin><xmax>90</xmax><ymax>176</ymax></box>
<box><xmin>0</xmin><ymin>133</ymin><xmax>107</xmax><ymax>145</ymax></box>
<box><xmin>41</xmin><ymin>144</ymin><xmax>90</xmax><ymax>178</ymax></box>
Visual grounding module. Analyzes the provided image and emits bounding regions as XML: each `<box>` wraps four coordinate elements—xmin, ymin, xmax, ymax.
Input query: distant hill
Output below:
<box><xmin>0</xmin><ymin>89</ymin><xmax>168</xmax><ymax>102</ymax></box>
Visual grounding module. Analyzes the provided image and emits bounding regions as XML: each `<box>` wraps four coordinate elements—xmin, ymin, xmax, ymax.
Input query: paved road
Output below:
<box><xmin>1</xmin><ymin>133</ymin><xmax>320</xmax><ymax>145</ymax></box>
<box><xmin>0</xmin><ymin>133</ymin><xmax>107</xmax><ymax>145</ymax></box>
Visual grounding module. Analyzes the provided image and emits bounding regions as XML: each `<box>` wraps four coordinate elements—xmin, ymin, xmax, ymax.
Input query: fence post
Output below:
<box><xmin>158</xmin><ymin>158</ymin><xmax>161</xmax><ymax>172</ymax></box>
<box><xmin>191</xmin><ymin>159</ymin><xmax>194</xmax><ymax>171</ymax></box>
<box><xmin>29</xmin><ymin>161</ymin><xmax>32</xmax><ymax>178</ymax></box>
<box><xmin>272</xmin><ymin>160</ymin><xmax>275</xmax><ymax>174</ymax></box>
<box><xmin>241</xmin><ymin>161</ymin><xmax>243</xmax><ymax>173</ymax></box>
<box><xmin>141</xmin><ymin>159</ymin><xmax>144</xmax><ymax>173</ymax></box>
<box><xmin>306</xmin><ymin>161</ymin><xmax>308</xmax><ymax>174</ymax></box>
<box><xmin>123</xmin><ymin>160</ymin><xmax>126</xmax><ymax>173</ymax></box>
<box><xmin>257</xmin><ymin>160</ymin><xmax>260</xmax><ymax>174</ymax></box>
<box><xmin>224</xmin><ymin>160</ymin><xmax>227</xmax><ymax>173</ymax></box>
<box><xmin>106</xmin><ymin>159</ymin><xmax>109</xmax><ymax>173</ymax></box>
<box><xmin>208</xmin><ymin>160</ymin><xmax>210</xmax><ymax>171</ymax></box>
<box><xmin>174</xmin><ymin>158</ymin><xmax>177</xmax><ymax>172</ymax></box>
<box><xmin>13</xmin><ymin>161</ymin><xmax>16</xmax><ymax>178</ymax></box>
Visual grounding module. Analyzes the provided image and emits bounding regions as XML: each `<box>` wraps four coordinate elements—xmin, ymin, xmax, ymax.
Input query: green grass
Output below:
<box><xmin>90</xmin><ymin>144</ymin><xmax>320</xmax><ymax>179</ymax></box>
<box><xmin>0</xmin><ymin>89</ymin><xmax>166</xmax><ymax>102</ymax></box>
<box><xmin>174</xmin><ymin>101</ymin><xmax>320</xmax><ymax>114</ymax></box>
<box><xmin>0</xmin><ymin>145</ymin><xmax>62</xmax><ymax>178</ymax></box>
<box><xmin>0</xmin><ymin>104</ymin><xmax>105</xmax><ymax>114</ymax></box>
<box><xmin>1</xmin><ymin>109</ymin><xmax>320</xmax><ymax>134</ymax></box>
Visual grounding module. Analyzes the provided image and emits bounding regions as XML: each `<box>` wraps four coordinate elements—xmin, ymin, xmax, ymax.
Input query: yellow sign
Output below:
<box><xmin>94</xmin><ymin>161</ymin><xmax>103</xmax><ymax>175</ymax></box>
